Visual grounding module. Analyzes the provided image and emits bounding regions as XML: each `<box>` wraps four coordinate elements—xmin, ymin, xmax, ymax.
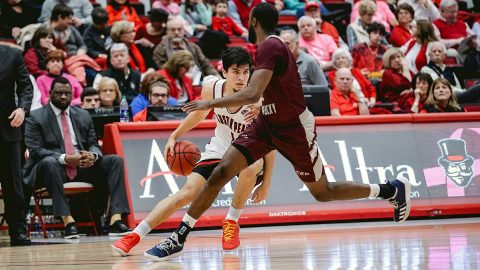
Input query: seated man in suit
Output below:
<box><xmin>24</xmin><ymin>77</ymin><xmax>131</xmax><ymax>239</ymax></box>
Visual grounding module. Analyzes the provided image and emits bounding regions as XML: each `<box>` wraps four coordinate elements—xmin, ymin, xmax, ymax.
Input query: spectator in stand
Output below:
<box><xmin>135</xmin><ymin>8</ymin><xmax>169</xmax><ymax>48</ymax></box>
<box><xmin>39</xmin><ymin>0</ymin><xmax>93</xmax><ymax>29</ymax></box>
<box><xmin>157</xmin><ymin>50</ymin><xmax>199</xmax><ymax>104</ymax></box>
<box><xmin>36</xmin><ymin>50</ymin><xmax>83</xmax><ymax>106</ymax></box>
<box><xmin>49</xmin><ymin>4</ymin><xmax>87</xmax><ymax>56</ymax></box>
<box><xmin>402</xmin><ymin>20</ymin><xmax>438</xmax><ymax>73</ymax></box>
<box><xmin>133</xmin><ymin>75</ymin><xmax>179</xmax><ymax>121</ymax></box>
<box><xmin>304</xmin><ymin>1</ymin><xmax>344</xmax><ymax>48</ymax></box>
<box><xmin>80</xmin><ymin>87</ymin><xmax>101</xmax><ymax>109</ymax></box>
<box><xmin>93</xmin><ymin>43</ymin><xmax>141</xmax><ymax>102</ymax></box>
<box><xmin>352</xmin><ymin>22</ymin><xmax>387</xmax><ymax>82</ymax></box>
<box><xmin>135</xmin><ymin>8</ymin><xmax>169</xmax><ymax>70</ymax></box>
<box><xmin>97</xmin><ymin>77</ymin><xmax>122</xmax><ymax>107</ymax></box>
<box><xmin>283</xmin><ymin>0</ymin><xmax>329</xmax><ymax>16</ymax></box>
<box><xmin>379</xmin><ymin>47</ymin><xmax>413</xmax><ymax>104</ymax></box>
<box><xmin>24</xmin><ymin>26</ymin><xmax>57</xmax><ymax>78</ymax></box>
<box><xmin>346</xmin><ymin>0</ymin><xmax>375</xmax><ymax>49</ymax></box>
<box><xmin>279</xmin><ymin>29</ymin><xmax>327</xmax><ymax>86</ymax></box>
<box><xmin>351</xmin><ymin>0</ymin><xmax>397</xmax><ymax>33</ymax></box>
<box><xmin>421</xmin><ymin>41</ymin><xmax>480</xmax><ymax>104</ymax></box>
<box><xmin>329</xmin><ymin>48</ymin><xmax>377</xmax><ymax>108</ymax></box>
<box><xmin>111</xmin><ymin>21</ymin><xmax>152</xmax><ymax>73</ymax></box>
<box><xmin>212</xmin><ymin>0</ymin><xmax>248</xmax><ymax>38</ymax></box>
<box><xmin>297</xmin><ymin>16</ymin><xmax>338</xmax><ymax>70</ymax></box>
<box><xmin>83</xmin><ymin>7</ymin><xmax>111</xmax><ymax>69</ymax></box>
<box><xmin>330</xmin><ymin>68</ymin><xmax>370</xmax><ymax>116</ymax></box>
<box><xmin>398</xmin><ymin>72</ymin><xmax>432</xmax><ymax>113</ymax></box>
<box><xmin>106</xmin><ymin>0</ymin><xmax>143</xmax><ymax>31</ymax></box>
<box><xmin>0</xmin><ymin>0</ymin><xmax>40</xmax><ymax>39</ymax></box>
<box><xmin>131</xmin><ymin>72</ymin><xmax>178</xmax><ymax>116</ymax></box>
<box><xmin>421</xmin><ymin>78</ymin><xmax>465</xmax><ymax>113</ymax></box>
<box><xmin>432</xmin><ymin>0</ymin><xmax>474</xmax><ymax>59</ymax></box>
<box><xmin>397</xmin><ymin>0</ymin><xmax>440</xmax><ymax>22</ymax></box>
<box><xmin>180</xmin><ymin>0</ymin><xmax>212</xmax><ymax>36</ymax></box>
<box><xmin>153</xmin><ymin>17</ymin><xmax>219</xmax><ymax>83</ymax></box>
<box><xmin>152</xmin><ymin>0</ymin><xmax>180</xmax><ymax>15</ymax></box>
<box><xmin>227</xmin><ymin>0</ymin><xmax>262</xmax><ymax>30</ymax></box>
<box><xmin>389</xmin><ymin>3</ymin><xmax>414</xmax><ymax>48</ymax></box>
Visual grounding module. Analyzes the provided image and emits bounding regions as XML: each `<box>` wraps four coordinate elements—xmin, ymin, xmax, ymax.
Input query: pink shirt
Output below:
<box><xmin>152</xmin><ymin>1</ymin><xmax>180</xmax><ymax>15</ymax></box>
<box><xmin>350</xmin><ymin>0</ymin><xmax>395</xmax><ymax>32</ymax></box>
<box><xmin>299</xmin><ymin>34</ymin><xmax>338</xmax><ymax>63</ymax></box>
<box><xmin>36</xmin><ymin>73</ymin><xmax>83</xmax><ymax>106</ymax></box>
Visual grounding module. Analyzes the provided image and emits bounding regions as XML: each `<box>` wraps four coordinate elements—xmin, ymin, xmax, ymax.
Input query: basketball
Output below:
<box><xmin>166</xmin><ymin>140</ymin><xmax>201</xmax><ymax>176</ymax></box>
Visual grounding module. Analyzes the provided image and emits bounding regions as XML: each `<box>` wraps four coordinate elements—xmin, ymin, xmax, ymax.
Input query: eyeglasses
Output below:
<box><xmin>151</xmin><ymin>93</ymin><xmax>168</xmax><ymax>98</ymax></box>
<box><xmin>52</xmin><ymin>91</ymin><xmax>72</xmax><ymax>97</ymax></box>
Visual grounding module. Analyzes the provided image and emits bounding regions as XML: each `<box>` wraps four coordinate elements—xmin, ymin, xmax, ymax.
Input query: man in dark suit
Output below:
<box><xmin>24</xmin><ymin>77</ymin><xmax>131</xmax><ymax>239</ymax></box>
<box><xmin>0</xmin><ymin>44</ymin><xmax>33</xmax><ymax>246</ymax></box>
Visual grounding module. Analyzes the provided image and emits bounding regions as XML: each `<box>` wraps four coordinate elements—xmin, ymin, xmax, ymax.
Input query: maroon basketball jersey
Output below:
<box><xmin>255</xmin><ymin>36</ymin><xmax>307</xmax><ymax>125</ymax></box>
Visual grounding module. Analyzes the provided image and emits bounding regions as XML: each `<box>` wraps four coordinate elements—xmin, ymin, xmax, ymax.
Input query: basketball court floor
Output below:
<box><xmin>0</xmin><ymin>217</ymin><xmax>479</xmax><ymax>269</ymax></box>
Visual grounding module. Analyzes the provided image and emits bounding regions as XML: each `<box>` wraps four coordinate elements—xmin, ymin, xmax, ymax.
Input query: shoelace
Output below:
<box><xmin>223</xmin><ymin>222</ymin><xmax>236</xmax><ymax>241</ymax></box>
<box><xmin>155</xmin><ymin>238</ymin><xmax>176</xmax><ymax>250</ymax></box>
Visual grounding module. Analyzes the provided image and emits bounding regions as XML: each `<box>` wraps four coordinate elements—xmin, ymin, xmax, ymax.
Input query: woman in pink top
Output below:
<box><xmin>36</xmin><ymin>50</ymin><xmax>83</xmax><ymax>106</ymax></box>
<box><xmin>351</xmin><ymin>0</ymin><xmax>397</xmax><ymax>33</ymax></box>
<box><xmin>152</xmin><ymin>0</ymin><xmax>180</xmax><ymax>15</ymax></box>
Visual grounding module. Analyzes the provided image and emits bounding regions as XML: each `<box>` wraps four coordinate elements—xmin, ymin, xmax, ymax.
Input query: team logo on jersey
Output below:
<box><xmin>437</xmin><ymin>138</ymin><xmax>474</xmax><ymax>188</ymax></box>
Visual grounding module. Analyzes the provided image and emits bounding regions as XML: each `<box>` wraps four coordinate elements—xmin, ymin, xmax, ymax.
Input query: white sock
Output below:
<box><xmin>133</xmin><ymin>220</ymin><xmax>151</xmax><ymax>240</ymax></box>
<box><xmin>182</xmin><ymin>214</ymin><xmax>197</xmax><ymax>228</ymax></box>
<box><xmin>225</xmin><ymin>206</ymin><xmax>243</xmax><ymax>222</ymax></box>
<box><xmin>368</xmin><ymin>184</ymin><xmax>380</xmax><ymax>198</ymax></box>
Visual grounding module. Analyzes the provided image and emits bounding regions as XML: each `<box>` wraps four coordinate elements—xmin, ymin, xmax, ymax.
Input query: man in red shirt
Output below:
<box><xmin>212</xmin><ymin>0</ymin><xmax>248</xmax><ymax>38</ymax></box>
<box><xmin>143</xmin><ymin>3</ymin><xmax>412</xmax><ymax>261</ymax></box>
<box><xmin>330</xmin><ymin>68</ymin><xmax>370</xmax><ymax>116</ymax></box>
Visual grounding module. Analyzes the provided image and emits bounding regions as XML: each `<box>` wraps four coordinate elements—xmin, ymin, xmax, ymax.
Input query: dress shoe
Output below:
<box><xmin>10</xmin><ymin>233</ymin><xmax>32</xmax><ymax>246</ymax></box>
<box><xmin>109</xmin><ymin>220</ymin><xmax>131</xmax><ymax>236</ymax></box>
<box><xmin>64</xmin><ymin>222</ymin><xmax>80</xmax><ymax>239</ymax></box>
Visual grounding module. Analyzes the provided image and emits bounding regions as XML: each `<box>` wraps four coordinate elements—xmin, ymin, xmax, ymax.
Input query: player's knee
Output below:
<box><xmin>238</xmin><ymin>166</ymin><xmax>257</xmax><ymax>181</ymax></box>
<box><xmin>209</xmin><ymin>163</ymin><xmax>234</xmax><ymax>189</ymax></box>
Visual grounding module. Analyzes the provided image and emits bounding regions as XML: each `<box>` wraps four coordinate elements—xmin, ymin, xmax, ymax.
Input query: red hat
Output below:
<box><xmin>305</xmin><ymin>1</ymin><xmax>319</xmax><ymax>11</ymax></box>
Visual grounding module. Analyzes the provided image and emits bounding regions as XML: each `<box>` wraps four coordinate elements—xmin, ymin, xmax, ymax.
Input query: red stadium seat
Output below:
<box><xmin>278</xmin><ymin>15</ymin><xmax>297</xmax><ymax>26</ymax></box>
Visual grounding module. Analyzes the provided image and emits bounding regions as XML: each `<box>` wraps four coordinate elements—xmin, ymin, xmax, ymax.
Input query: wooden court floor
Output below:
<box><xmin>0</xmin><ymin>217</ymin><xmax>479</xmax><ymax>270</ymax></box>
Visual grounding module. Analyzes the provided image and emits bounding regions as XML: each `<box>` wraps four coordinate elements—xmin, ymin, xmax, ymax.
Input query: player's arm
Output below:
<box><xmin>183</xmin><ymin>69</ymin><xmax>273</xmax><ymax>113</ymax></box>
<box><xmin>251</xmin><ymin>150</ymin><xmax>276</xmax><ymax>203</ymax></box>
<box><xmin>165</xmin><ymin>82</ymin><xmax>215</xmax><ymax>157</ymax></box>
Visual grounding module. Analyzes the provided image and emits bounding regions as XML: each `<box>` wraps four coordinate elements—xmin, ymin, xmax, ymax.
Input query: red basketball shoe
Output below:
<box><xmin>112</xmin><ymin>232</ymin><xmax>141</xmax><ymax>256</ymax></box>
<box><xmin>222</xmin><ymin>219</ymin><xmax>240</xmax><ymax>250</ymax></box>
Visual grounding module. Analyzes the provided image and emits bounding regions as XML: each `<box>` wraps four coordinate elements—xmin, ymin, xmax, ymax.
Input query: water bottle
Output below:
<box><xmin>120</xmin><ymin>95</ymin><xmax>129</xmax><ymax>122</ymax></box>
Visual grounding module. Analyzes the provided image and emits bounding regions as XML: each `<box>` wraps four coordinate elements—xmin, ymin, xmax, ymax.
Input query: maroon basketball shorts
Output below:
<box><xmin>192</xmin><ymin>158</ymin><xmax>265</xmax><ymax>186</ymax></box>
<box><xmin>232</xmin><ymin>108</ymin><xmax>323</xmax><ymax>182</ymax></box>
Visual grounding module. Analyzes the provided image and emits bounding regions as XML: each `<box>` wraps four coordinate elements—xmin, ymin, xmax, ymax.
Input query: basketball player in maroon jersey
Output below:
<box><xmin>143</xmin><ymin>3</ymin><xmax>412</xmax><ymax>261</ymax></box>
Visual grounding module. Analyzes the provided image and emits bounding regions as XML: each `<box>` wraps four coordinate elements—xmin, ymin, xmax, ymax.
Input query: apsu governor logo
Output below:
<box><xmin>437</xmin><ymin>138</ymin><xmax>474</xmax><ymax>188</ymax></box>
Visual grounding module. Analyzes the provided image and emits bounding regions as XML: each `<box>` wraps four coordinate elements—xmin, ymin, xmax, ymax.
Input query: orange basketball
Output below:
<box><xmin>166</xmin><ymin>140</ymin><xmax>201</xmax><ymax>176</ymax></box>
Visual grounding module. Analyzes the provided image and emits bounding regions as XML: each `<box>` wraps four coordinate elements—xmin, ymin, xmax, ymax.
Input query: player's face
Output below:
<box><xmin>223</xmin><ymin>64</ymin><xmax>250</xmax><ymax>91</ymax></box>
<box><xmin>150</xmin><ymin>86</ymin><xmax>169</xmax><ymax>106</ymax></box>
<box><xmin>248</xmin><ymin>16</ymin><xmax>257</xmax><ymax>44</ymax></box>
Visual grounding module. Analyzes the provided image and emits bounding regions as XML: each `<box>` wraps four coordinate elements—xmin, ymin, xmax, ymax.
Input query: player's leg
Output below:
<box><xmin>280</xmin><ymin>109</ymin><xmax>411</xmax><ymax>222</ymax></box>
<box><xmin>222</xmin><ymin>158</ymin><xmax>264</xmax><ymax>250</ymax></box>
<box><xmin>144</xmin><ymin>147</ymin><xmax>250</xmax><ymax>261</ymax></box>
<box><xmin>112</xmin><ymin>172</ymin><xmax>206</xmax><ymax>256</ymax></box>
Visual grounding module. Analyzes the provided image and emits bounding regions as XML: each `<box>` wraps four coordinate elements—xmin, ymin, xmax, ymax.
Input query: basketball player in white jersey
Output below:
<box><xmin>111</xmin><ymin>47</ymin><xmax>275</xmax><ymax>256</ymax></box>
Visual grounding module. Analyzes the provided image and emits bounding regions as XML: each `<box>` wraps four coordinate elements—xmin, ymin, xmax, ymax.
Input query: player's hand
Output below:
<box><xmin>164</xmin><ymin>137</ymin><xmax>176</xmax><ymax>157</ymax></box>
<box><xmin>251</xmin><ymin>182</ymin><xmax>269</xmax><ymax>203</ymax></box>
<box><xmin>244</xmin><ymin>105</ymin><xmax>259</xmax><ymax>124</ymax></box>
<box><xmin>9</xmin><ymin>108</ymin><xmax>25</xmax><ymax>128</ymax></box>
<box><xmin>182</xmin><ymin>100</ymin><xmax>211</xmax><ymax>113</ymax></box>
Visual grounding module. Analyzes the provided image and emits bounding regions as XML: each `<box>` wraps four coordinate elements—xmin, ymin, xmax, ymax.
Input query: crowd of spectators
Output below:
<box><xmin>0</xmin><ymin>0</ymin><xmax>478</xmax><ymax>119</ymax></box>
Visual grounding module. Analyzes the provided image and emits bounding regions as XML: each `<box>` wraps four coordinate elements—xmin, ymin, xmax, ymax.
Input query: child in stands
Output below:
<box><xmin>212</xmin><ymin>0</ymin><xmax>247</xmax><ymax>38</ymax></box>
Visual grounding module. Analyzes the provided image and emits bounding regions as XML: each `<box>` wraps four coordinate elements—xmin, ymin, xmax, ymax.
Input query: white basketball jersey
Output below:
<box><xmin>200</xmin><ymin>79</ymin><xmax>250</xmax><ymax>161</ymax></box>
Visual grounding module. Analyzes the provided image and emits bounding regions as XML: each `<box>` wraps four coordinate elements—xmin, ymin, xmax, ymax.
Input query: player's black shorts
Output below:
<box><xmin>192</xmin><ymin>158</ymin><xmax>264</xmax><ymax>186</ymax></box>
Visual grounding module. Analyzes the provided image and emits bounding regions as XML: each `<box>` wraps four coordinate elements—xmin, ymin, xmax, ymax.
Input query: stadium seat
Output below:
<box><xmin>27</xmin><ymin>182</ymin><xmax>98</xmax><ymax>238</ymax></box>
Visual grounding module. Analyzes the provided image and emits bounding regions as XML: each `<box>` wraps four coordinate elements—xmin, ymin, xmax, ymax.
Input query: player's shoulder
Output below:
<box><xmin>201</xmin><ymin>79</ymin><xmax>224</xmax><ymax>100</ymax></box>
